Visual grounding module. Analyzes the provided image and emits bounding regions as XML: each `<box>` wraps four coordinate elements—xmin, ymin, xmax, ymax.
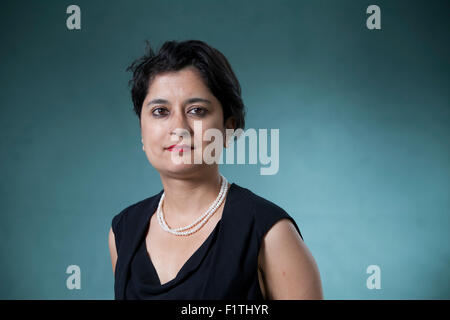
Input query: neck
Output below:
<box><xmin>159</xmin><ymin>167</ymin><xmax>229</xmax><ymax>223</ymax></box>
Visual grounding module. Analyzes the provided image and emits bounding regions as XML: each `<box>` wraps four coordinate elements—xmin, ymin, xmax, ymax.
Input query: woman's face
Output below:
<box><xmin>140</xmin><ymin>66</ymin><xmax>234</xmax><ymax>176</ymax></box>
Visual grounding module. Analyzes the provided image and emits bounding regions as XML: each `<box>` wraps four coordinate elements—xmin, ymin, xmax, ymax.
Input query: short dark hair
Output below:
<box><xmin>126</xmin><ymin>40</ymin><xmax>246</xmax><ymax>131</ymax></box>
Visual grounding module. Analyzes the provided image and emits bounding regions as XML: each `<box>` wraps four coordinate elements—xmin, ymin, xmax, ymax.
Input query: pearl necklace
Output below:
<box><xmin>157</xmin><ymin>174</ymin><xmax>229</xmax><ymax>236</ymax></box>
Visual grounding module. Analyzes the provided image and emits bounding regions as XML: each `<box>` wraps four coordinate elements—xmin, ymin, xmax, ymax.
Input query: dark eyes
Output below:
<box><xmin>152</xmin><ymin>107</ymin><xmax>207</xmax><ymax>117</ymax></box>
<box><xmin>189</xmin><ymin>107</ymin><xmax>207</xmax><ymax>116</ymax></box>
<box><xmin>152</xmin><ymin>107</ymin><xmax>168</xmax><ymax>116</ymax></box>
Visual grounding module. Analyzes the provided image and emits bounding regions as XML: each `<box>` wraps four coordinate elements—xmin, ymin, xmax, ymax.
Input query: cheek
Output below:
<box><xmin>142</xmin><ymin>128</ymin><xmax>162</xmax><ymax>151</ymax></box>
<box><xmin>198</xmin><ymin>128</ymin><xmax>225</xmax><ymax>147</ymax></box>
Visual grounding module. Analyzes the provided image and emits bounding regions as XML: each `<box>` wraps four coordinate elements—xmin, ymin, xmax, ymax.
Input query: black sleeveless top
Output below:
<box><xmin>111</xmin><ymin>182</ymin><xmax>303</xmax><ymax>300</ymax></box>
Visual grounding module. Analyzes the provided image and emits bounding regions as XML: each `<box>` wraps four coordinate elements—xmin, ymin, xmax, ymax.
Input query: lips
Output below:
<box><xmin>166</xmin><ymin>144</ymin><xmax>194</xmax><ymax>152</ymax></box>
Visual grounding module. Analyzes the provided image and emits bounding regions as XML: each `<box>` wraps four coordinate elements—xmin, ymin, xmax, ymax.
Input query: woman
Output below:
<box><xmin>109</xmin><ymin>40</ymin><xmax>323</xmax><ymax>300</ymax></box>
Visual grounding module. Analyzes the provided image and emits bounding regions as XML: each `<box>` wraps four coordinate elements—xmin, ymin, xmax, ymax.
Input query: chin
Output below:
<box><xmin>164</xmin><ymin>162</ymin><xmax>199</xmax><ymax>173</ymax></box>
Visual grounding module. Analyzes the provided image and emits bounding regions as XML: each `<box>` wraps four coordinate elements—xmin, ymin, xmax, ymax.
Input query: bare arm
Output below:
<box><xmin>108</xmin><ymin>227</ymin><xmax>118</xmax><ymax>276</ymax></box>
<box><xmin>258</xmin><ymin>219</ymin><xmax>323</xmax><ymax>299</ymax></box>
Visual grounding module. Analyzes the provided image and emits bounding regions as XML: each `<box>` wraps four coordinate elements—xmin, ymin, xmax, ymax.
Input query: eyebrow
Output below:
<box><xmin>146</xmin><ymin>97</ymin><xmax>212</xmax><ymax>106</ymax></box>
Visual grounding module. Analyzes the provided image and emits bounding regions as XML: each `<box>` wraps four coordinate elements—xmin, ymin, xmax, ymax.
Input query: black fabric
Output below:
<box><xmin>111</xmin><ymin>182</ymin><xmax>303</xmax><ymax>300</ymax></box>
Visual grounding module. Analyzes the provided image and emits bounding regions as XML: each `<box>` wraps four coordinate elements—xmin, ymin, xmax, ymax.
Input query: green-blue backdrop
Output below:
<box><xmin>1</xmin><ymin>0</ymin><xmax>449</xmax><ymax>299</ymax></box>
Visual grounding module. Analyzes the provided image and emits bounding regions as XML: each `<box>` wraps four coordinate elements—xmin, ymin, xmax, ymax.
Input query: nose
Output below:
<box><xmin>169</xmin><ymin>109</ymin><xmax>193</xmax><ymax>142</ymax></box>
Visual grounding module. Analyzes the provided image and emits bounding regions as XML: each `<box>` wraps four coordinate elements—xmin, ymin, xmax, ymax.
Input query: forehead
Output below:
<box><xmin>147</xmin><ymin>67</ymin><xmax>210</xmax><ymax>97</ymax></box>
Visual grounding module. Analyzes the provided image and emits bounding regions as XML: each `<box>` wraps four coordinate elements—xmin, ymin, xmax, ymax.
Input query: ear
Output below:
<box><xmin>224</xmin><ymin>116</ymin><xmax>237</xmax><ymax>131</ymax></box>
<box><xmin>224</xmin><ymin>116</ymin><xmax>237</xmax><ymax>148</ymax></box>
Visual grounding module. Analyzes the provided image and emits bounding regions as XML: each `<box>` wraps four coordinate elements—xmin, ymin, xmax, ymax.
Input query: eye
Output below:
<box><xmin>188</xmin><ymin>107</ymin><xmax>207</xmax><ymax>116</ymax></box>
<box><xmin>152</xmin><ymin>107</ymin><xmax>168</xmax><ymax>117</ymax></box>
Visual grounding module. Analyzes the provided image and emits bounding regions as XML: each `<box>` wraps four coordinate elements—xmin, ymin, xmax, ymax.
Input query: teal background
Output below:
<box><xmin>0</xmin><ymin>0</ymin><xmax>449</xmax><ymax>299</ymax></box>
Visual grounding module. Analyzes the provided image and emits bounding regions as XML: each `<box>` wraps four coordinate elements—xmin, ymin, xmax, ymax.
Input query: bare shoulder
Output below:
<box><xmin>258</xmin><ymin>218</ymin><xmax>323</xmax><ymax>299</ymax></box>
<box><xmin>108</xmin><ymin>227</ymin><xmax>118</xmax><ymax>276</ymax></box>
